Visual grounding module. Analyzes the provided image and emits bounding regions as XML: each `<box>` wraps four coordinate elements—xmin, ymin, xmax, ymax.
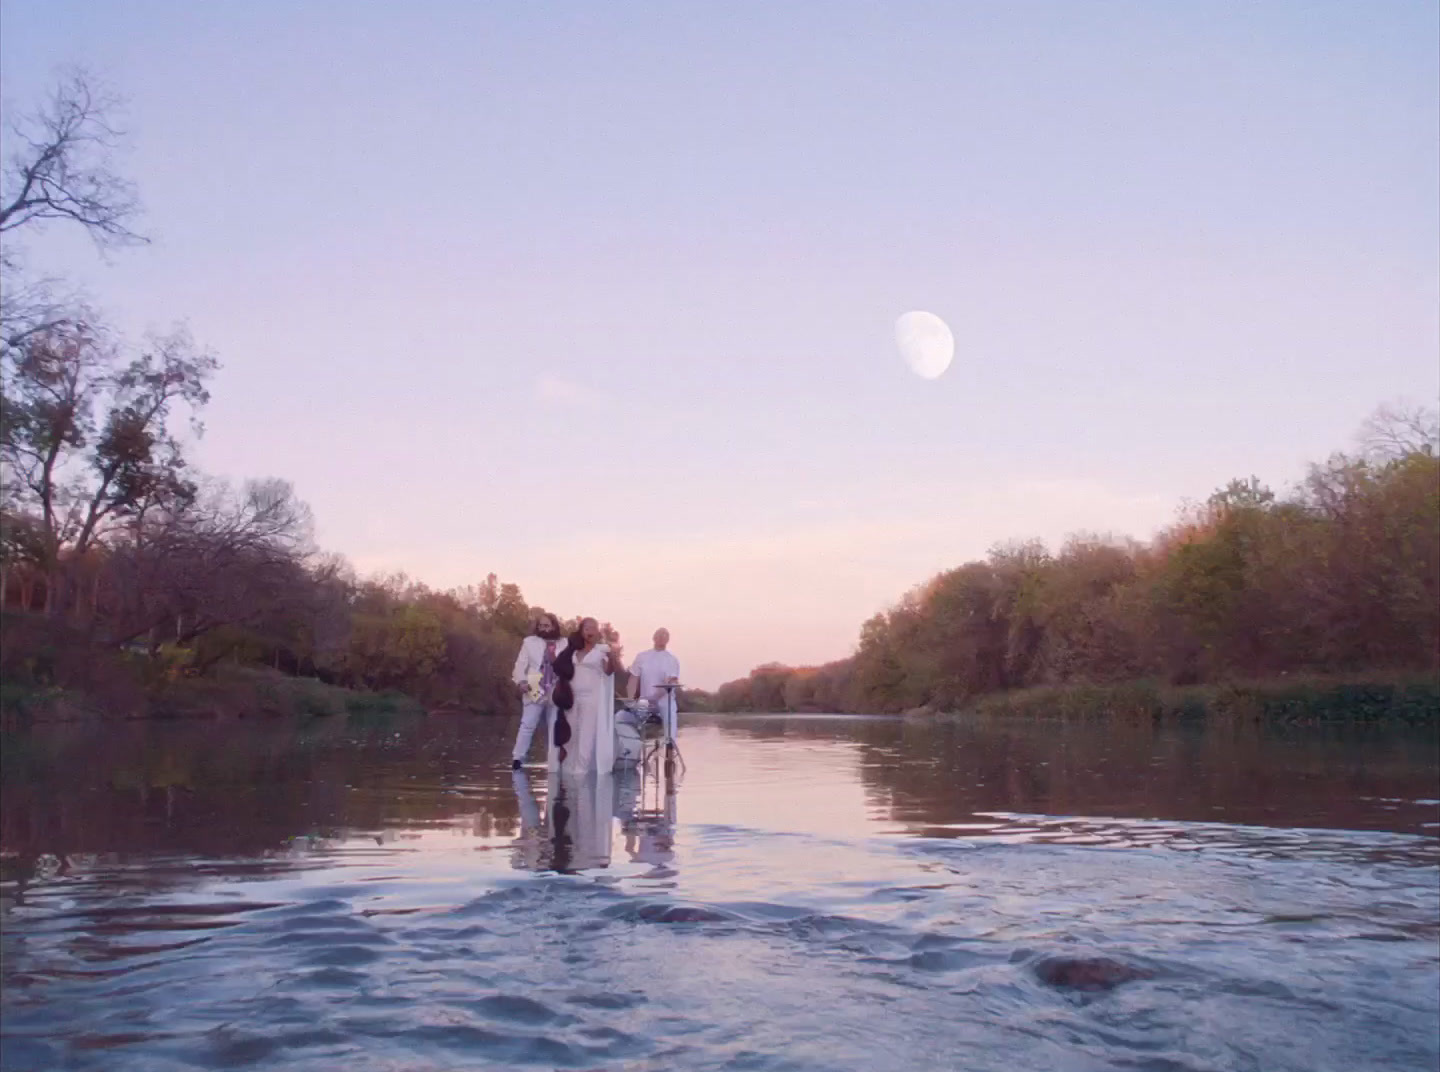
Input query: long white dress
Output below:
<box><xmin>548</xmin><ymin>643</ymin><xmax>616</xmax><ymax>775</ymax></box>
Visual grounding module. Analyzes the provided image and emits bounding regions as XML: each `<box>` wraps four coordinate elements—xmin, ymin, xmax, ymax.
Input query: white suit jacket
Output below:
<box><xmin>511</xmin><ymin>635</ymin><xmax>569</xmax><ymax>688</ymax></box>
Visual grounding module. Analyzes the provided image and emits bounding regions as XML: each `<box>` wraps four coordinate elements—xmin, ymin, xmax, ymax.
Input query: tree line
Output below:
<box><xmin>0</xmin><ymin>74</ymin><xmax>616</xmax><ymax>716</ymax></box>
<box><xmin>3</xmin><ymin>75</ymin><xmax>1436</xmax><ymax>721</ymax></box>
<box><xmin>700</xmin><ymin>414</ymin><xmax>1439</xmax><ymax>714</ymax></box>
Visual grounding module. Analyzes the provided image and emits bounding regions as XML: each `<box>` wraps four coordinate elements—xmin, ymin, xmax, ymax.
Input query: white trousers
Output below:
<box><xmin>513</xmin><ymin>701</ymin><xmax>555</xmax><ymax>762</ymax></box>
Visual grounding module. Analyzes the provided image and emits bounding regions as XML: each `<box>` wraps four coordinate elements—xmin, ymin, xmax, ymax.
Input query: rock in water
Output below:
<box><xmin>1031</xmin><ymin>955</ymin><xmax>1154</xmax><ymax>992</ymax></box>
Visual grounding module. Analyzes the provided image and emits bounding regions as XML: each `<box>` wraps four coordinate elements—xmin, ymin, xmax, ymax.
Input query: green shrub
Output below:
<box><xmin>952</xmin><ymin>673</ymin><xmax>1439</xmax><ymax>725</ymax></box>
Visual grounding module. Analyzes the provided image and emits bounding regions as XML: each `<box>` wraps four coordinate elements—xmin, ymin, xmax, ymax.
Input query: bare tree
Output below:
<box><xmin>1358</xmin><ymin>402</ymin><xmax>1440</xmax><ymax>463</ymax></box>
<box><xmin>1</xmin><ymin>71</ymin><xmax>145</xmax><ymax>353</ymax></box>
<box><xmin>1</xmin><ymin>70</ymin><xmax>145</xmax><ymax>249</ymax></box>
<box><xmin>104</xmin><ymin>478</ymin><xmax>315</xmax><ymax>652</ymax></box>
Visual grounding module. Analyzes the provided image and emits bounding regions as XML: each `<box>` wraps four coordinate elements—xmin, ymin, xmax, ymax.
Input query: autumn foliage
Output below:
<box><xmin>709</xmin><ymin>429</ymin><xmax>1440</xmax><ymax>714</ymax></box>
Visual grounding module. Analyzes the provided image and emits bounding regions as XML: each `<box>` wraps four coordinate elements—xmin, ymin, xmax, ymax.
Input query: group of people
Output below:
<box><xmin>510</xmin><ymin>614</ymin><xmax>680</xmax><ymax>774</ymax></box>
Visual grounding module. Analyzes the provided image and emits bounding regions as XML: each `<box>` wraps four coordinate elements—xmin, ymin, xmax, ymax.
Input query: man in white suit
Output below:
<box><xmin>510</xmin><ymin>612</ymin><xmax>567</xmax><ymax>770</ymax></box>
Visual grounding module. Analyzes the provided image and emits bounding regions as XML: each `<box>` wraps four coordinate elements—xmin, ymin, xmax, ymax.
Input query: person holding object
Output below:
<box><xmin>550</xmin><ymin>617</ymin><xmax>622</xmax><ymax>773</ymax></box>
<box><xmin>510</xmin><ymin>612</ymin><xmax>566</xmax><ymax>770</ymax></box>
<box><xmin>628</xmin><ymin>628</ymin><xmax>681</xmax><ymax>741</ymax></box>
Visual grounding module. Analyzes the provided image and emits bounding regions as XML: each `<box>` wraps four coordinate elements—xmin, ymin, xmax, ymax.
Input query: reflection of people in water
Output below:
<box><xmin>509</xmin><ymin>768</ymin><xmax>613</xmax><ymax>873</ymax></box>
<box><xmin>614</xmin><ymin>767</ymin><xmax>641</xmax><ymax>826</ymax></box>
<box><xmin>510</xmin><ymin>769</ymin><xmax>546</xmax><ymax>871</ymax></box>
<box><xmin>616</xmin><ymin>767</ymin><xmax>678</xmax><ymax>872</ymax></box>
<box><xmin>625</xmin><ymin>814</ymin><xmax>676</xmax><ymax>870</ymax></box>
<box><xmin>549</xmin><ymin>782</ymin><xmax>575</xmax><ymax>873</ymax></box>
<box><xmin>561</xmin><ymin>770</ymin><xmax>614</xmax><ymax>870</ymax></box>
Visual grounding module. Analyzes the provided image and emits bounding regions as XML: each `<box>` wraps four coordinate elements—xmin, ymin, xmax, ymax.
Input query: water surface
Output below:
<box><xmin>3</xmin><ymin>713</ymin><xmax>1437</xmax><ymax>1071</ymax></box>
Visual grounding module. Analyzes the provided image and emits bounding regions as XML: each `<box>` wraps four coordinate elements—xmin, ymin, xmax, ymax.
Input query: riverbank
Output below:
<box><xmin>0</xmin><ymin>665</ymin><xmax>424</xmax><ymax>729</ymax></box>
<box><xmin>936</xmin><ymin>673</ymin><xmax>1440</xmax><ymax>726</ymax></box>
<box><xmin>0</xmin><ymin>611</ymin><xmax>436</xmax><ymax>729</ymax></box>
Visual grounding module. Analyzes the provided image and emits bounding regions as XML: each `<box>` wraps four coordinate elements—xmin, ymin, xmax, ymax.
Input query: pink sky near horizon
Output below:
<box><xmin>2</xmin><ymin>1</ymin><xmax>1436</xmax><ymax>688</ymax></box>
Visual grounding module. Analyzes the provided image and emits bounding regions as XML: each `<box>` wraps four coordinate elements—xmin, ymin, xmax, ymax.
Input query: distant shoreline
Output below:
<box><xmin>5</xmin><ymin>659</ymin><xmax>1435</xmax><ymax>733</ymax></box>
<box><xmin>945</xmin><ymin>674</ymin><xmax>1440</xmax><ymax>726</ymax></box>
<box><xmin>692</xmin><ymin>672</ymin><xmax>1440</xmax><ymax>726</ymax></box>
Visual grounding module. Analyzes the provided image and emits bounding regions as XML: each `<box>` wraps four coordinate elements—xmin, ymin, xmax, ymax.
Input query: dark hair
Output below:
<box><xmin>534</xmin><ymin>612</ymin><xmax>561</xmax><ymax>637</ymax></box>
<box><xmin>552</xmin><ymin>694</ymin><xmax>572</xmax><ymax>750</ymax></box>
<box><xmin>552</xmin><ymin>618</ymin><xmax>597</xmax><ymax>713</ymax></box>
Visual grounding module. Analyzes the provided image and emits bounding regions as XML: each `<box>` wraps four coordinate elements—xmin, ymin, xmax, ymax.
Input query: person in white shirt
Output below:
<box><xmin>627</xmin><ymin>628</ymin><xmax>681</xmax><ymax>741</ymax></box>
<box><xmin>510</xmin><ymin>613</ymin><xmax>567</xmax><ymax>770</ymax></box>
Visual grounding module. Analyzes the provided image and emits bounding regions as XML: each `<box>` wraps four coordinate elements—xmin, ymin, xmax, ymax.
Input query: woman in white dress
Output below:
<box><xmin>549</xmin><ymin>617</ymin><xmax>623</xmax><ymax>775</ymax></box>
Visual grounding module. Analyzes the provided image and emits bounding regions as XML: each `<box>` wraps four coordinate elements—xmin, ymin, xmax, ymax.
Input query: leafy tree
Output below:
<box><xmin>714</xmin><ymin>405</ymin><xmax>1438</xmax><ymax>713</ymax></box>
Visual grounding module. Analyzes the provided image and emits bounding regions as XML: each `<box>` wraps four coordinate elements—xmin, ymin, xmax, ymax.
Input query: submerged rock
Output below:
<box><xmin>1031</xmin><ymin>955</ymin><xmax>1155</xmax><ymax>992</ymax></box>
<box><xmin>635</xmin><ymin>903</ymin><xmax>733</xmax><ymax>924</ymax></box>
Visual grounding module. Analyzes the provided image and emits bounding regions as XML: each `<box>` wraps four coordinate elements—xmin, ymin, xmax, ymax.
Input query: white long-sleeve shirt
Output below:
<box><xmin>511</xmin><ymin>635</ymin><xmax>569</xmax><ymax>687</ymax></box>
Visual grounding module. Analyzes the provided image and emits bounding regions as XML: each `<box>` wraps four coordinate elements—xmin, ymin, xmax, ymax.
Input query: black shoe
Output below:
<box><xmin>511</xmin><ymin>759</ymin><xmax>522</xmax><ymax>771</ymax></box>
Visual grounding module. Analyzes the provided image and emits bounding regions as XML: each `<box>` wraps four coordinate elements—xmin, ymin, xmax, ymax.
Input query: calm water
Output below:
<box><xmin>2</xmin><ymin>713</ymin><xmax>1437</xmax><ymax>1072</ymax></box>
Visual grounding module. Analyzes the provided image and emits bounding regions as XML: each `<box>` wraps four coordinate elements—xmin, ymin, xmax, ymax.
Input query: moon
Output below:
<box><xmin>895</xmin><ymin>310</ymin><xmax>954</xmax><ymax>380</ymax></box>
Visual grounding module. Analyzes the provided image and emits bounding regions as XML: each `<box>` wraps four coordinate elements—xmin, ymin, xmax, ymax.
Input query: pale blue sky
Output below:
<box><xmin>3</xmin><ymin>1</ymin><xmax>1437</xmax><ymax>687</ymax></box>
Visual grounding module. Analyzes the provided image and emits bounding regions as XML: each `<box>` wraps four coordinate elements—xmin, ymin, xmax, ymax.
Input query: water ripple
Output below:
<box><xmin>4</xmin><ymin>718</ymin><xmax>1437</xmax><ymax>1071</ymax></box>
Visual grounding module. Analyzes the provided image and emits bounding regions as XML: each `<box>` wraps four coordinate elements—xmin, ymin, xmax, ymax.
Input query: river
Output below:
<box><xmin>2</xmin><ymin>712</ymin><xmax>1437</xmax><ymax>1071</ymax></box>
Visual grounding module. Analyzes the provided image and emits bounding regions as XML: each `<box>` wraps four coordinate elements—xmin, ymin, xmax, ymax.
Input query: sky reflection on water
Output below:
<box><xmin>2</xmin><ymin>714</ymin><xmax>1437</xmax><ymax>1071</ymax></box>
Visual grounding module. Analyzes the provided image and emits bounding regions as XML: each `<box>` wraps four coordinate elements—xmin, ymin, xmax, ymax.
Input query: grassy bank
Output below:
<box><xmin>946</xmin><ymin>673</ymin><xmax>1440</xmax><ymax>726</ymax></box>
<box><xmin>154</xmin><ymin>666</ymin><xmax>425</xmax><ymax>723</ymax></box>
<box><xmin>0</xmin><ymin>611</ymin><xmax>426</xmax><ymax>728</ymax></box>
<box><xmin>0</xmin><ymin>665</ymin><xmax>424</xmax><ymax>728</ymax></box>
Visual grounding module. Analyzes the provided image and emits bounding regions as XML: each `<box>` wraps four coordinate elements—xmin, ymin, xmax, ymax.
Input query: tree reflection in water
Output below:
<box><xmin>3</xmin><ymin>711</ymin><xmax>1434</xmax><ymax>909</ymax></box>
<box><xmin>705</xmin><ymin>713</ymin><xmax>1440</xmax><ymax>837</ymax></box>
<box><xmin>0</xmin><ymin>716</ymin><xmax>525</xmax><ymax>903</ymax></box>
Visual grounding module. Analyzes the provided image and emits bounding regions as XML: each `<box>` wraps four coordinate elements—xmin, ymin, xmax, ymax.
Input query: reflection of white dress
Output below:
<box><xmin>555</xmin><ymin>772</ymin><xmax>613</xmax><ymax>864</ymax></box>
<box><xmin>535</xmin><ymin>772</ymin><xmax>613</xmax><ymax>870</ymax></box>
<box><xmin>548</xmin><ymin>644</ymin><xmax>615</xmax><ymax>774</ymax></box>
<box><xmin>511</xmin><ymin>769</ymin><xmax>615</xmax><ymax>873</ymax></box>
